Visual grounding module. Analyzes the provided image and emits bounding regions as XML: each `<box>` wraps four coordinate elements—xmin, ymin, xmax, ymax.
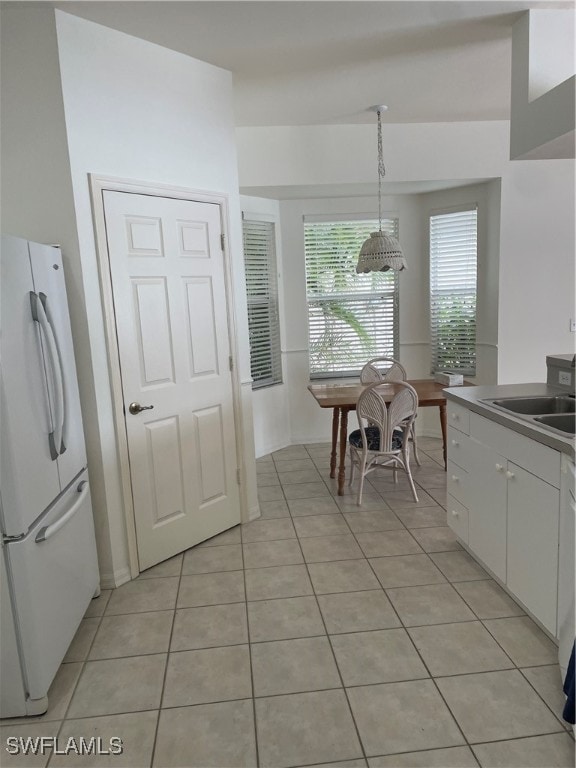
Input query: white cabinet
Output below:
<box><xmin>507</xmin><ymin>462</ymin><xmax>559</xmax><ymax>634</ymax></box>
<box><xmin>446</xmin><ymin>425</ymin><xmax>472</xmax><ymax>546</ymax></box>
<box><xmin>446</xmin><ymin>403</ymin><xmax>563</xmax><ymax>636</ymax></box>
<box><xmin>558</xmin><ymin>454</ymin><xmax>575</xmax><ymax>675</ymax></box>
<box><xmin>447</xmin><ymin>495</ymin><xmax>469</xmax><ymax>542</ymax></box>
<box><xmin>467</xmin><ymin>439</ymin><xmax>508</xmax><ymax>582</ymax></box>
<box><xmin>446</xmin><ymin>401</ymin><xmax>471</xmax><ymax>434</ymax></box>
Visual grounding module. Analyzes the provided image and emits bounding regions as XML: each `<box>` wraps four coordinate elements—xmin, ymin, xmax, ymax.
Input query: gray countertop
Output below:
<box><xmin>444</xmin><ymin>382</ymin><xmax>575</xmax><ymax>457</ymax></box>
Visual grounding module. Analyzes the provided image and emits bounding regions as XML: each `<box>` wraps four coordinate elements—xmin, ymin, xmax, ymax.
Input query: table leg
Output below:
<box><xmin>439</xmin><ymin>402</ymin><xmax>447</xmax><ymax>470</ymax></box>
<box><xmin>330</xmin><ymin>407</ymin><xmax>339</xmax><ymax>479</ymax></box>
<box><xmin>338</xmin><ymin>407</ymin><xmax>349</xmax><ymax>496</ymax></box>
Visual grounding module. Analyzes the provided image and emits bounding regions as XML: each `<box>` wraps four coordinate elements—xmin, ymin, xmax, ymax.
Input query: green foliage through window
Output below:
<box><xmin>305</xmin><ymin>219</ymin><xmax>399</xmax><ymax>377</ymax></box>
<box><xmin>430</xmin><ymin>208</ymin><xmax>477</xmax><ymax>375</ymax></box>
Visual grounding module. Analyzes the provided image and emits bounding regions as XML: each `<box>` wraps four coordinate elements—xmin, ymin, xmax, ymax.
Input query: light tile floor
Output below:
<box><xmin>2</xmin><ymin>439</ymin><xmax>574</xmax><ymax>768</ymax></box>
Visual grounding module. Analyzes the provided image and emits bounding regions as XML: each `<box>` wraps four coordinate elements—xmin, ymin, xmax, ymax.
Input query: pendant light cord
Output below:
<box><xmin>377</xmin><ymin>109</ymin><xmax>386</xmax><ymax>233</ymax></box>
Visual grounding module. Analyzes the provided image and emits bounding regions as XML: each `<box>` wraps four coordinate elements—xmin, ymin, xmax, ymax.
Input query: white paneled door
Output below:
<box><xmin>103</xmin><ymin>191</ymin><xmax>240</xmax><ymax>571</ymax></box>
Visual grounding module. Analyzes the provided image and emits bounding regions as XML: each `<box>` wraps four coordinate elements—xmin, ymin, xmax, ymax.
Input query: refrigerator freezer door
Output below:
<box><xmin>29</xmin><ymin>242</ymin><xmax>87</xmax><ymax>492</ymax></box>
<box><xmin>0</xmin><ymin>235</ymin><xmax>61</xmax><ymax>536</ymax></box>
<box><xmin>5</xmin><ymin>469</ymin><xmax>99</xmax><ymax>701</ymax></box>
<box><xmin>0</xmin><ymin>544</ymin><xmax>28</xmax><ymax>718</ymax></box>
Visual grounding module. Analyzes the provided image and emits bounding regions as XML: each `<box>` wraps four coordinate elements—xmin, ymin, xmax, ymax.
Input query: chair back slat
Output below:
<box><xmin>360</xmin><ymin>357</ymin><xmax>407</xmax><ymax>384</ymax></box>
<box><xmin>357</xmin><ymin>386</ymin><xmax>386</xmax><ymax>425</ymax></box>
<box><xmin>388</xmin><ymin>385</ymin><xmax>418</xmax><ymax>431</ymax></box>
<box><xmin>356</xmin><ymin>381</ymin><xmax>418</xmax><ymax>453</ymax></box>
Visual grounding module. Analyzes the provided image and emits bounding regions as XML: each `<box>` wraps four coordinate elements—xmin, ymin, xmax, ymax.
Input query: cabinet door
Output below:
<box><xmin>507</xmin><ymin>463</ymin><xmax>559</xmax><ymax>635</ymax></box>
<box><xmin>468</xmin><ymin>439</ymin><xmax>508</xmax><ymax>581</ymax></box>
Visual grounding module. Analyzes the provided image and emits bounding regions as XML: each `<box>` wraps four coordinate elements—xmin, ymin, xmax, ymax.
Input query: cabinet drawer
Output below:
<box><xmin>470</xmin><ymin>414</ymin><xmax>561</xmax><ymax>488</ymax></box>
<box><xmin>447</xmin><ymin>401</ymin><xmax>470</xmax><ymax>435</ymax></box>
<box><xmin>447</xmin><ymin>460</ymin><xmax>470</xmax><ymax>507</ymax></box>
<box><xmin>447</xmin><ymin>494</ymin><xmax>469</xmax><ymax>543</ymax></box>
<box><xmin>447</xmin><ymin>427</ymin><xmax>472</xmax><ymax>471</ymax></box>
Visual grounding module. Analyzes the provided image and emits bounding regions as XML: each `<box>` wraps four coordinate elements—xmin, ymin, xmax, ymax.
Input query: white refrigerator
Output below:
<box><xmin>0</xmin><ymin>235</ymin><xmax>100</xmax><ymax>718</ymax></box>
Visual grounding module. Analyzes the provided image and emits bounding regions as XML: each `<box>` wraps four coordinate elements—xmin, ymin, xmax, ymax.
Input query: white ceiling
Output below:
<box><xmin>54</xmin><ymin>0</ymin><xmax>573</xmax><ymax>126</ymax></box>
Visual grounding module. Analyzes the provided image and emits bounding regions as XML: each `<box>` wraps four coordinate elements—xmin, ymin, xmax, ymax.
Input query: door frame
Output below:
<box><xmin>89</xmin><ymin>174</ymin><xmax>247</xmax><ymax>579</ymax></box>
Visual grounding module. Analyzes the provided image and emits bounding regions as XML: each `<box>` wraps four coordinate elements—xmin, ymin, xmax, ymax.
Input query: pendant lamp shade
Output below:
<box><xmin>356</xmin><ymin>231</ymin><xmax>406</xmax><ymax>273</ymax></box>
<box><xmin>357</xmin><ymin>105</ymin><xmax>407</xmax><ymax>273</ymax></box>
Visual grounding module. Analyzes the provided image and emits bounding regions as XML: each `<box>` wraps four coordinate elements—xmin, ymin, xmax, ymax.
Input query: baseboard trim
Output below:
<box><xmin>256</xmin><ymin>440</ymin><xmax>291</xmax><ymax>458</ymax></box>
<box><xmin>99</xmin><ymin>566</ymin><xmax>132</xmax><ymax>590</ymax></box>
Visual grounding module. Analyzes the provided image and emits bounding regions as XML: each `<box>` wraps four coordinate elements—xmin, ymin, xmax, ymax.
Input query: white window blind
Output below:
<box><xmin>304</xmin><ymin>219</ymin><xmax>399</xmax><ymax>378</ymax></box>
<box><xmin>243</xmin><ymin>218</ymin><xmax>282</xmax><ymax>389</ymax></box>
<box><xmin>430</xmin><ymin>207</ymin><xmax>477</xmax><ymax>375</ymax></box>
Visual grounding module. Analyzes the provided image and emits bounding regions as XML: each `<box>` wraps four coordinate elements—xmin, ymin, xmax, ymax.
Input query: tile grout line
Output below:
<box><xmin>287</xmin><ymin>483</ymin><xmax>368</xmax><ymax>765</ymax></box>
<box><xmin>478</xmin><ymin>616</ymin><xmax>557</xmax><ymax>675</ymax></box>
<box><xmin>478</xmin><ymin>622</ymin><xmax>571</xmax><ymax>731</ymax></box>
<box><xmin>397</xmin><ymin>608</ymin><xmax>477</xmax><ymax>755</ymax></box>
<box><xmin>301</xmin><ymin>442</ymin><xmax>481</xmax><ymax>760</ymax></box>
<box><xmin>303</xmin><ymin>444</ymin><xmax>550</xmax><ymax>758</ymax></box>
<box><xmin>45</xmin><ymin>589</ymin><xmax>114</xmax><ymax>767</ymax></box>
<box><xmin>241</xmin><ymin>531</ymin><xmax>260</xmax><ymax>768</ymax></box>
<box><xmin>350</xmin><ymin>454</ymin><xmax>570</xmax><ymax>749</ymax></box>
<box><xmin>341</xmin><ymin>523</ymin><xmax>475</xmax><ymax>757</ymax></box>
<box><xmin>46</xmin><ymin>441</ymin><xmax>564</xmax><ymax>765</ymax></box>
<box><xmin>148</xmin><ymin>550</ymin><xmax>184</xmax><ymax>768</ymax></box>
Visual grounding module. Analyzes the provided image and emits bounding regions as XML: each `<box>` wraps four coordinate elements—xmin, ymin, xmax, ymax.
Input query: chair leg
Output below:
<box><xmin>357</xmin><ymin>455</ymin><xmax>367</xmax><ymax>506</ymax></box>
<box><xmin>357</xmin><ymin>474</ymin><xmax>365</xmax><ymax>506</ymax></box>
<box><xmin>407</xmin><ymin>471</ymin><xmax>419</xmax><ymax>502</ymax></box>
<box><xmin>411</xmin><ymin>425</ymin><xmax>422</xmax><ymax>466</ymax></box>
<box><xmin>403</xmin><ymin>447</ymin><xmax>419</xmax><ymax>502</ymax></box>
<box><xmin>348</xmin><ymin>447</ymin><xmax>355</xmax><ymax>486</ymax></box>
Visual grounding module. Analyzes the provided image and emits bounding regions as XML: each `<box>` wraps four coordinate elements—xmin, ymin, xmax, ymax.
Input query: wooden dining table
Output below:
<box><xmin>308</xmin><ymin>379</ymin><xmax>472</xmax><ymax>496</ymax></box>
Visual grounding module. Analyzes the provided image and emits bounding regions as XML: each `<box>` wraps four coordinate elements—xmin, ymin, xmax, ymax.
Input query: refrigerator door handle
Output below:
<box><xmin>38</xmin><ymin>292</ymin><xmax>67</xmax><ymax>456</ymax></box>
<box><xmin>30</xmin><ymin>292</ymin><xmax>64</xmax><ymax>460</ymax></box>
<box><xmin>35</xmin><ymin>481</ymin><xmax>89</xmax><ymax>543</ymax></box>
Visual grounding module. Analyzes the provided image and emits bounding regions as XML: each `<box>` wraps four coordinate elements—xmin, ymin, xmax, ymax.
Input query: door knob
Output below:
<box><xmin>128</xmin><ymin>402</ymin><xmax>154</xmax><ymax>415</ymax></box>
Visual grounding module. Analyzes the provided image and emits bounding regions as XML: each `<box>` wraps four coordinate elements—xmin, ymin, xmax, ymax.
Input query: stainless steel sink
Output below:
<box><xmin>481</xmin><ymin>394</ymin><xmax>575</xmax><ymax>437</ymax></box>
<box><xmin>489</xmin><ymin>396</ymin><xmax>575</xmax><ymax>415</ymax></box>
<box><xmin>534</xmin><ymin>413</ymin><xmax>576</xmax><ymax>435</ymax></box>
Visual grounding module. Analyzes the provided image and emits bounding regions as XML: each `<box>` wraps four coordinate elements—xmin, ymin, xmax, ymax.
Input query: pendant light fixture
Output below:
<box><xmin>356</xmin><ymin>105</ymin><xmax>407</xmax><ymax>273</ymax></box>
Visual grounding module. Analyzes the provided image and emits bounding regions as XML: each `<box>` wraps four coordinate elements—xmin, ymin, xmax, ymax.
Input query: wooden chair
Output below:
<box><xmin>360</xmin><ymin>357</ymin><xmax>421</xmax><ymax>465</ymax></box>
<box><xmin>348</xmin><ymin>381</ymin><xmax>419</xmax><ymax>506</ymax></box>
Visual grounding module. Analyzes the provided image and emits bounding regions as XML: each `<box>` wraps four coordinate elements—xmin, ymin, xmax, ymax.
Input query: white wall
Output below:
<box><xmin>237</xmin><ymin>121</ymin><xmax>575</xmax><ymax>392</ymax></box>
<box><xmin>498</xmin><ymin>160</ymin><xmax>575</xmax><ymax>383</ymax></box>
<box><xmin>0</xmin><ymin>6</ymin><xmax>117</xmax><ymax>582</ymax></box>
<box><xmin>237</xmin><ymin>122</ymin><xmax>510</xmax><ymax>188</ymax></box>
<box><xmin>55</xmin><ymin>11</ymin><xmax>259</xmax><ymax>571</ymax></box>
<box><xmin>510</xmin><ymin>11</ymin><xmax>575</xmax><ymax>160</ymax></box>
<box><xmin>1</xmin><ymin>8</ymin><xmax>258</xmax><ymax>585</ymax></box>
<box><xmin>240</xmin><ymin>195</ymin><xmax>291</xmax><ymax>458</ymax></box>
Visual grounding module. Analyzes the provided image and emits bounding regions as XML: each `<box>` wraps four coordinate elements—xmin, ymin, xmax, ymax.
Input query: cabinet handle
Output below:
<box><xmin>451</xmin><ymin>475</ymin><xmax>459</xmax><ymax>482</ymax></box>
<box><xmin>451</xmin><ymin>439</ymin><xmax>459</xmax><ymax>446</ymax></box>
<box><xmin>495</xmin><ymin>463</ymin><xmax>504</xmax><ymax>472</ymax></box>
<box><xmin>451</xmin><ymin>509</ymin><xmax>459</xmax><ymax>517</ymax></box>
<box><xmin>451</xmin><ymin>413</ymin><xmax>459</xmax><ymax>420</ymax></box>
<box><xmin>506</xmin><ymin>470</ymin><xmax>515</xmax><ymax>480</ymax></box>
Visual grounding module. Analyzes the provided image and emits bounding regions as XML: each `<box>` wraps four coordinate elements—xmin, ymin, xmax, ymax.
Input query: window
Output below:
<box><xmin>242</xmin><ymin>218</ymin><xmax>282</xmax><ymax>389</ymax></box>
<box><xmin>429</xmin><ymin>207</ymin><xmax>478</xmax><ymax>375</ymax></box>
<box><xmin>304</xmin><ymin>218</ymin><xmax>399</xmax><ymax>378</ymax></box>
